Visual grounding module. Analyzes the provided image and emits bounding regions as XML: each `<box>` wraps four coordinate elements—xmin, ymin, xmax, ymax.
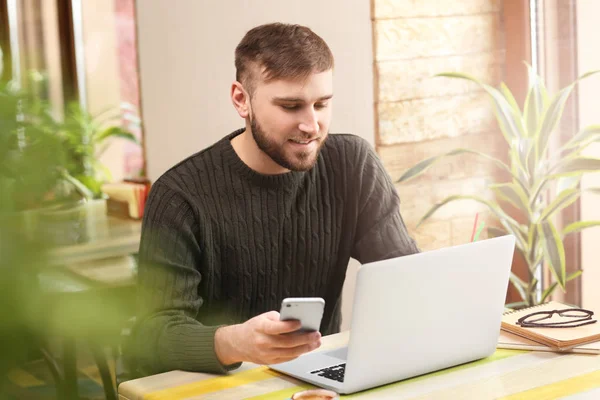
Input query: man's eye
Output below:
<box><xmin>281</xmin><ymin>104</ymin><xmax>299</xmax><ymax>110</ymax></box>
<box><xmin>315</xmin><ymin>103</ymin><xmax>328</xmax><ymax>110</ymax></box>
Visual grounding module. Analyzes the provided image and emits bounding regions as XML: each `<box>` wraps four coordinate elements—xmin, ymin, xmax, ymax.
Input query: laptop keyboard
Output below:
<box><xmin>310</xmin><ymin>363</ymin><xmax>346</xmax><ymax>382</ymax></box>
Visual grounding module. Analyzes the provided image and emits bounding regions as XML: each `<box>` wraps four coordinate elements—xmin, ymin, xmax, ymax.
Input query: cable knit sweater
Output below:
<box><xmin>128</xmin><ymin>129</ymin><xmax>419</xmax><ymax>377</ymax></box>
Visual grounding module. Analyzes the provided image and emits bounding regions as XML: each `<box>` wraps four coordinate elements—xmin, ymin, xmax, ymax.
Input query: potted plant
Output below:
<box><xmin>36</xmin><ymin>99</ymin><xmax>141</xmax><ymax>237</ymax></box>
<box><xmin>1</xmin><ymin>59</ymin><xmax>141</xmax><ymax>244</ymax></box>
<box><xmin>397</xmin><ymin>65</ymin><xmax>600</xmax><ymax>308</ymax></box>
<box><xmin>57</xmin><ymin>101</ymin><xmax>141</xmax><ymax>198</ymax></box>
<box><xmin>0</xmin><ymin>75</ymin><xmax>94</xmax><ymax>244</ymax></box>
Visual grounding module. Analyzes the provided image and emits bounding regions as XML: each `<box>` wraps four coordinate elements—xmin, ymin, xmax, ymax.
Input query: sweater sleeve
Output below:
<box><xmin>128</xmin><ymin>181</ymin><xmax>241</xmax><ymax>376</ymax></box>
<box><xmin>351</xmin><ymin>142</ymin><xmax>420</xmax><ymax>263</ymax></box>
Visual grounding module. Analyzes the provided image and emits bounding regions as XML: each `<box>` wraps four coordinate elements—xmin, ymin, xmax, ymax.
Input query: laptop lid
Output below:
<box><xmin>342</xmin><ymin>235</ymin><xmax>515</xmax><ymax>393</ymax></box>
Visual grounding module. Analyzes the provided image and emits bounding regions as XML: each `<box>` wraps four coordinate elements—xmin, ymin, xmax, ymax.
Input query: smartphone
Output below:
<box><xmin>279</xmin><ymin>297</ymin><xmax>325</xmax><ymax>333</ymax></box>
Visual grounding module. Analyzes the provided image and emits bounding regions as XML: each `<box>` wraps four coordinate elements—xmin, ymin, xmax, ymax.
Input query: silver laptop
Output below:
<box><xmin>269</xmin><ymin>235</ymin><xmax>515</xmax><ymax>394</ymax></box>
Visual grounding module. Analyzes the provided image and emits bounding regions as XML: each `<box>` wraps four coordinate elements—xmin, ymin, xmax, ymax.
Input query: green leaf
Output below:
<box><xmin>539</xmin><ymin>220</ymin><xmax>566</xmax><ymax>289</ymax></box>
<box><xmin>490</xmin><ymin>182</ymin><xmax>530</xmax><ymax>212</ymax></box>
<box><xmin>524</xmin><ymin>138</ymin><xmax>538</xmax><ymax>180</ymax></box>
<box><xmin>541</xmin><ymin>282</ymin><xmax>558</xmax><ymax>303</ymax></box>
<box><xmin>95</xmin><ymin>161</ymin><xmax>113</xmax><ymax>183</ymax></box>
<box><xmin>550</xmin><ymin>156</ymin><xmax>600</xmax><ymax>177</ymax></box>
<box><xmin>562</xmin><ymin>220</ymin><xmax>600</xmax><ymax>237</ymax></box>
<box><xmin>436</xmin><ymin>73</ymin><xmax>524</xmax><ymax>142</ymax></box>
<box><xmin>93</xmin><ymin>126</ymin><xmax>139</xmax><ymax>144</ymax></box>
<box><xmin>396</xmin><ymin>148</ymin><xmax>528</xmax><ymax>193</ymax></box>
<box><xmin>511</xmin><ymin>149</ymin><xmax>531</xmax><ymax>188</ymax></box>
<box><xmin>567</xmin><ymin>270</ymin><xmax>583</xmax><ymax>281</ymax></box>
<box><xmin>435</xmin><ymin>72</ymin><xmax>481</xmax><ymax>82</ymax></box>
<box><xmin>505</xmin><ymin>301</ymin><xmax>529</xmax><ymax>309</ymax></box>
<box><xmin>61</xmin><ymin>170</ymin><xmax>94</xmax><ymax>200</ymax></box>
<box><xmin>509</xmin><ymin>272</ymin><xmax>528</xmax><ymax>301</ymax></box>
<box><xmin>531</xmin><ymin>251</ymin><xmax>544</xmax><ymax>276</ymax></box>
<box><xmin>538</xmin><ymin>188</ymin><xmax>580</xmax><ymax>222</ymax></box>
<box><xmin>94</xmin><ymin>109</ymin><xmax>141</xmax><ymax>129</ymax></box>
<box><xmin>89</xmin><ymin>105</ymin><xmax>122</xmax><ymax>122</ymax></box>
<box><xmin>537</xmin><ymin>70</ymin><xmax>600</xmax><ymax>159</ymax></box>
<box><xmin>523</xmin><ymin>63</ymin><xmax>548</xmax><ymax>137</ymax></box>
<box><xmin>562</xmin><ymin>125</ymin><xmax>600</xmax><ymax>151</ymax></box>
<box><xmin>536</xmin><ymin>85</ymin><xmax>576</xmax><ymax>159</ymax></box>
<box><xmin>500</xmin><ymin>82</ymin><xmax>522</xmax><ymax>115</ymax></box>
<box><xmin>500</xmin><ymin>82</ymin><xmax>527</xmax><ymax>138</ymax></box>
<box><xmin>527</xmin><ymin>222</ymin><xmax>539</xmax><ymax>255</ymax></box>
<box><xmin>510</xmin><ymin>271</ymin><xmax>528</xmax><ymax>288</ymax></box>
<box><xmin>530</xmin><ymin>157</ymin><xmax>600</xmax><ymax>202</ymax></box>
<box><xmin>530</xmin><ymin>276</ymin><xmax>539</xmax><ymax>293</ymax></box>
<box><xmin>75</xmin><ymin>174</ymin><xmax>103</xmax><ymax>198</ymax></box>
<box><xmin>580</xmin><ymin>69</ymin><xmax>600</xmax><ymax>79</ymax></box>
<box><xmin>417</xmin><ymin>194</ymin><xmax>527</xmax><ymax>251</ymax></box>
<box><xmin>556</xmin><ymin>176</ymin><xmax>581</xmax><ymax>197</ymax></box>
<box><xmin>396</xmin><ymin>148</ymin><xmax>509</xmax><ymax>183</ymax></box>
<box><xmin>573</xmin><ymin>137</ymin><xmax>600</xmax><ymax>158</ymax></box>
<box><xmin>541</xmin><ymin>270</ymin><xmax>582</xmax><ymax>302</ymax></box>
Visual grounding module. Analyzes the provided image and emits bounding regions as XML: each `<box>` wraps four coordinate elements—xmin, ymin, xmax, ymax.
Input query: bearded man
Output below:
<box><xmin>128</xmin><ymin>22</ymin><xmax>419</xmax><ymax>377</ymax></box>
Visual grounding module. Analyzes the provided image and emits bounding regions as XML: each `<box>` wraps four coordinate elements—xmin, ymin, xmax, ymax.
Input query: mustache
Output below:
<box><xmin>288</xmin><ymin>132</ymin><xmax>327</xmax><ymax>141</ymax></box>
<box><xmin>289</xmin><ymin>137</ymin><xmax>320</xmax><ymax>142</ymax></box>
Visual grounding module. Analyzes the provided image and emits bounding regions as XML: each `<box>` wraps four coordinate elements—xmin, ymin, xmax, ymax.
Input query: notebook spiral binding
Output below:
<box><xmin>503</xmin><ymin>303</ymin><xmax>548</xmax><ymax>315</ymax></box>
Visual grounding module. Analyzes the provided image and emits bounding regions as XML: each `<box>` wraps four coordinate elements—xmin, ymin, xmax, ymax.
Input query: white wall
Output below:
<box><xmin>136</xmin><ymin>0</ymin><xmax>375</xmax><ymax>330</ymax></box>
<box><xmin>577</xmin><ymin>1</ymin><xmax>600</xmax><ymax>312</ymax></box>
<box><xmin>136</xmin><ymin>0</ymin><xmax>375</xmax><ymax>180</ymax></box>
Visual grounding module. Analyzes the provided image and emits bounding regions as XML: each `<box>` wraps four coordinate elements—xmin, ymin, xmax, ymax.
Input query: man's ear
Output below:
<box><xmin>231</xmin><ymin>81</ymin><xmax>250</xmax><ymax>118</ymax></box>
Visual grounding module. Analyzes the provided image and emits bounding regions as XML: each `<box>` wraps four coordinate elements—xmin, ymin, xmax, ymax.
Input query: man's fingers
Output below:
<box><xmin>260</xmin><ymin>311</ymin><xmax>302</xmax><ymax>334</ymax></box>
<box><xmin>261</xmin><ymin>316</ymin><xmax>302</xmax><ymax>335</ymax></box>
<box><xmin>263</xmin><ymin>311</ymin><xmax>281</xmax><ymax>321</ymax></box>
<box><xmin>272</xmin><ymin>331</ymin><xmax>321</xmax><ymax>349</ymax></box>
<box><xmin>269</xmin><ymin>356</ymin><xmax>297</xmax><ymax>365</ymax></box>
<box><xmin>273</xmin><ymin>341</ymin><xmax>321</xmax><ymax>359</ymax></box>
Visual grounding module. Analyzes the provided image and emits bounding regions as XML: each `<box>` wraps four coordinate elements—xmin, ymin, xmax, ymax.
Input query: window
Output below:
<box><xmin>0</xmin><ymin>0</ymin><xmax>145</xmax><ymax>180</ymax></box>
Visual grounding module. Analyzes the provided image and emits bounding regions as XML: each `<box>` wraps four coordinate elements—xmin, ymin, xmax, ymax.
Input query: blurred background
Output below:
<box><xmin>1</xmin><ymin>1</ymin><xmax>599</xmax><ymax>399</ymax></box>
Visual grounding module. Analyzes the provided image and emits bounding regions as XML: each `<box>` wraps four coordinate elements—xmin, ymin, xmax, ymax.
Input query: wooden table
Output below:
<box><xmin>40</xmin><ymin>216</ymin><xmax>142</xmax><ymax>400</ymax></box>
<box><xmin>50</xmin><ymin>216</ymin><xmax>142</xmax><ymax>266</ymax></box>
<box><xmin>118</xmin><ymin>331</ymin><xmax>600</xmax><ymax>400</ymax></box>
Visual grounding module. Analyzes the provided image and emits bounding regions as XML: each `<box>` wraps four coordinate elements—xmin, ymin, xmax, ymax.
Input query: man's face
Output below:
<box><xmin>247</xmin><ymin>69</ymin><xmax>333</xmax><ymax>172</ymax></box>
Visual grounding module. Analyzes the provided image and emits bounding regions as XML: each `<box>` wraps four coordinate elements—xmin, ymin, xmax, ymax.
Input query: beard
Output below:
<box><xmin>250</xmin><ymin>115</ymin><xmax>325</xmax><ymax>172</ymax></box>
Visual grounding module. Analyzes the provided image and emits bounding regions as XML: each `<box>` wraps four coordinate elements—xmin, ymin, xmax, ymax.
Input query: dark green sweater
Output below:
<box><xmin>128</xmin><ymin>129</ymin><xmax>419</xmax><ymax>376</ymax></box>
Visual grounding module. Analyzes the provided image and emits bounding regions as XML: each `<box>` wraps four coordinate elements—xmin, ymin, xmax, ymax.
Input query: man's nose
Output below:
<box><xmin>298</xmin><ymin>109</ymin><xmax>319</xmax><ymax>134</ymax></box>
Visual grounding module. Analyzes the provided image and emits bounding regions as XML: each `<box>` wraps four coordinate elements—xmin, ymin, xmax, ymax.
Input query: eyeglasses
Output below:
<box><xmin>516</xmin><ymin>308</ymin><xmax>597</xmax><ymax>328</ymax></box>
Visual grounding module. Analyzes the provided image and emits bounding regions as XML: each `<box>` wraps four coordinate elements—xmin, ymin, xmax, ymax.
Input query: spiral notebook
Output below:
<box><xmin>497</xmin><ymin>330</ymin><xmax>600</xmax><ymax>354</ymax></box>
<box><xmin>501</xmin><ymin>301</ymin><xmax>600</xmax><ymax>351</ymax></box>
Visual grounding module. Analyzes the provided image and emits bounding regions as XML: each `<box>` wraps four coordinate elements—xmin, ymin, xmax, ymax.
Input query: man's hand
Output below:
<box><xmin>215</xmin><ymin>311</ymin><xmax>322</xmax><ymax>365</ymax></box>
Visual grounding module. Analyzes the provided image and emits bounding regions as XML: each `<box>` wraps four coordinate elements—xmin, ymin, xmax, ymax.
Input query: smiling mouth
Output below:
<box><xmin>289</xmin><ymin>138</ymin><xmax>318</xmax><ymax>144</ymax></box>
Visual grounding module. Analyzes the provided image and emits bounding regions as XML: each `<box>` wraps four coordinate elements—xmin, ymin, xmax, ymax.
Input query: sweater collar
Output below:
<box><xmin>220</xmin><ymin>128</ymin><xmax>307</xmax><ymax>189</ymax></box>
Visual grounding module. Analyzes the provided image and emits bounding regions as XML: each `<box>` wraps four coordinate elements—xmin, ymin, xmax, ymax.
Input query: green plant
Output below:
<box><xmin>57</xmin><ymin>102</ymin><xmax>141</xmax><ymax>198</ymax></box>
<box><xmin>0</xmin><ymin>47</ymin><xmax>134</xmax><ymax>393</ymax></box>
<box><xmin>26</xmin><ymin>69</ymin><xmax>141</xmax><ymax>199</ymax></box>
<box><xmin>0</xmin><ymin>48</ymin><xmax>57</xmax><ymax>380</ymax></box>
<box><xmin>0</xmin><ymin>78</ymin><xmax>73</xmax><ymax>211</ymax></box>
<box><xmin>397</xmin><ymin>65</ymin><xmax>600</xmax><ymax>308</ymax></box>
<box><xmin>17</xmin><ymin>66</ymin><xmax>141</xmax><ymax>200</ymax></box>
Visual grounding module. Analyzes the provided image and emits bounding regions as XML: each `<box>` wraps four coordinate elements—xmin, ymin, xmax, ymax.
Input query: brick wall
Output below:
<box><xmin>372</xmin><ymin>0</ymin><xmax>507</xmax><ymax>250</ymax></box>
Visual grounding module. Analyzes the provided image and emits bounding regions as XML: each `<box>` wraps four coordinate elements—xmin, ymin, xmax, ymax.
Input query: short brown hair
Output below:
<box><xmin>235</xmin><ymin>23</ymin><xmax>334</xmax><ymax>95</ymax></box>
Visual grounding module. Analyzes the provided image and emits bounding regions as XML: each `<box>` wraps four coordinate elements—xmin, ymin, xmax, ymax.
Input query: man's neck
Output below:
<box><xmin>230</xmin><ymin>127</ymin><xmax>290</xmax><ymax>175</ymax></box>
